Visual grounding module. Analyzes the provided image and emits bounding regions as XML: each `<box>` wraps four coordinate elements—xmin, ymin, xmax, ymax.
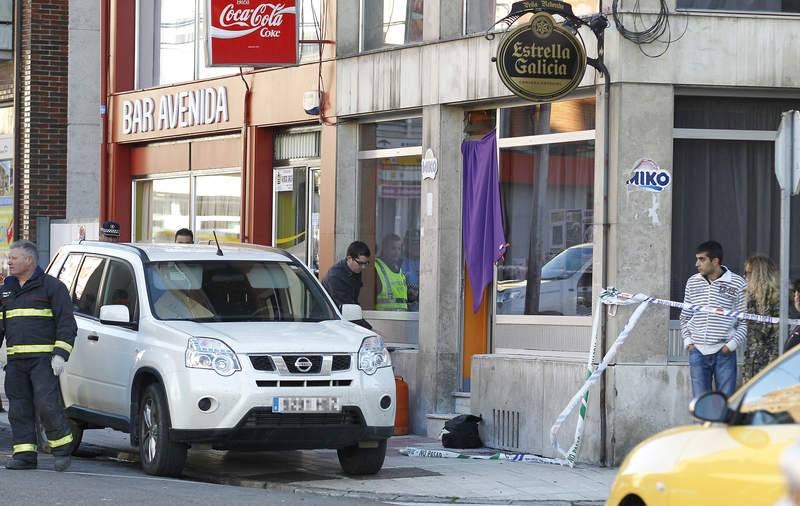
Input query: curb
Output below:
<box><xmin>181</xmin><ymin>468</ymin><xmax>604</xmax><ymax>505</ymax></box>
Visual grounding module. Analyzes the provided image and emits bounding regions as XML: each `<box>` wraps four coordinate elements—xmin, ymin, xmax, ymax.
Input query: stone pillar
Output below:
<box><xmin>414</xmin><ymin>104</ymin><xmax>464</xmax><ymax>432</ymax></box>
<box><xmin>603</xmin><ymin>83</ymin><xmax>688</xmax><ymax>465</ymax></box>
<box><xmin>333</xmin><ymin>121</ymin><xmax>358</xmax><ymax>259</ymax></box>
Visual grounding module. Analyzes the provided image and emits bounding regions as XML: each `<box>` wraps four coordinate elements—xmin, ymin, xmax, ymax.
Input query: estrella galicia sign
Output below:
<box><xmin>495</xmin><ymin>12</ymin><xmax>586</xmax><ymax>102</ymax></box>
<box><xmin>625</xmin><ymin>159</ymin><xmax>671</xmax><ymax>193</ymax></box>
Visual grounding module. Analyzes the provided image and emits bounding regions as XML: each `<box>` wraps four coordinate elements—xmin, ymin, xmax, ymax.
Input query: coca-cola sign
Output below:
<box><xmin>207</xmin><ymin>0</ymin><xmax>298</xmax><ymax>66</ymax></box>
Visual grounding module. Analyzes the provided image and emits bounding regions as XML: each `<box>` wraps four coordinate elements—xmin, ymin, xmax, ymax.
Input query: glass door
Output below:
<box><xmin>308</xmin><ymin>167</ymin><xmax>321</xmax><ymax>277</ymax></box>
<box><xmin>273</xmin><ymin>166</ymin><xmax>307</xmax><ymax>263</ymax></box>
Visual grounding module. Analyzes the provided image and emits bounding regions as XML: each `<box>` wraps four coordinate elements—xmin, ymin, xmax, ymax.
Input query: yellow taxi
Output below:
<box><xmin>607</xmin><ymin>345</ymin><xmax>800</xmax><ymax>506</ymax></box>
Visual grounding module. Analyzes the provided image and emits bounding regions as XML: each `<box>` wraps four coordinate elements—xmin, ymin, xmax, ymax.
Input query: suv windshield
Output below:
<box><xmin>145</xmin><ymin>260</ymin><xmax>337</xmax><ymax>322</ymax></box>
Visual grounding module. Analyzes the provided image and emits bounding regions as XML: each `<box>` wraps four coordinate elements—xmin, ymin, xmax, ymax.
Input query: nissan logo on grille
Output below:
<box><xmin>294</xmin><ymin>356</ymin><xmax>313</xmax><ymax>373</ymax></box>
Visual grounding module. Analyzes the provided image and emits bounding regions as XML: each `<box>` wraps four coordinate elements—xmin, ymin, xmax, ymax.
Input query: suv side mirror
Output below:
<box><xmin>99</xmin><ymin>304</ymin><xmax>135</xmax><ymax>329</ymax></box>
<box><xmin>690</xmin><ymin>391</ymin><xmax>730</xmax><ymax>423</ymax></box>
<box><xmin>341</xmin><ymin>304</ymin><xmax>364</xmax><ymax>322</ymax></box>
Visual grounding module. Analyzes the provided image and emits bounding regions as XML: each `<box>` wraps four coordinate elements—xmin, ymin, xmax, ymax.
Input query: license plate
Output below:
<box><xmin>272</xmin><ymin>396</ymin><xmax>340</xmax><ymax>413</ymax></box>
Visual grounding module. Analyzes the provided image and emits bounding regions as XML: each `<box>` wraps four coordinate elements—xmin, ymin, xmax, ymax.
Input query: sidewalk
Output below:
<box><xmin>0</xmin><ymin>365</ymin><xmax>615</xmax><ymax>505</ymax></box>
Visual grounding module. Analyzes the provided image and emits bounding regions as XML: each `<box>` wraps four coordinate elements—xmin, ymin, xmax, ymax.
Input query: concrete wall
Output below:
<box><xmin>335</xmin><ymin>1</ymin><xmax>800</xmax><ymax>464</ymax></box>
<box><xmin>67</xmin><ymin>0</ymin><xmax>100</xmax><ymax>222</ymax></box>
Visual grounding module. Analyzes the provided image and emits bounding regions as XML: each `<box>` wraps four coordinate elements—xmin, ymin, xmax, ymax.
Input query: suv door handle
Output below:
<box><xmin>88</xmin><ymin>334</ymin><xmax>100</xmax><ymax>341</ymax></box>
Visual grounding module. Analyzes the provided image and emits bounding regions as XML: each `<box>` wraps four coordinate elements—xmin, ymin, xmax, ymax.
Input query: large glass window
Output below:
<box><xmin>484</xmin><ymin>99</ymin><xmax>595</xmax><ymax>317</ymax></box>
<box><xmin>671</xmin><ymin>97</ymin><xmax>800</xmax><ymax>313</ymax></box>
<box><xmin>195</xmin><ymin>174</ymin><xmax>242</xmax><ymax>243</ymax></box>
<box><xmin>134</xmin><ymin>171</ymin><xmax>241</xmax><ymax>243</ymax></box>
<box><xmin>465</xmin><ymin>1</ymin><xmax>599</xmax><ymax>35</ymax></box>
<box><xmin>134</xmin><ymin>177</ymin><xmax>191</xmax><ymax>242</ymax></box>
<box><xmin>676</xmin><ymin>1</ymin><xmax>800</xmax><ymax>14</ymax></box>
<box><xmin>362</xmin><ymin>0</ymin><xmax>424</xmax><ymax>51</ymax></box>
<box><xmin>142</xmin><ymin>0</ymin><xmax>320</xmax><ymax>87</ymax></box>
<box><xmin>358</xmin><ymin>118</ymin><xmax>422</xmax><ymax>313</ymax></box>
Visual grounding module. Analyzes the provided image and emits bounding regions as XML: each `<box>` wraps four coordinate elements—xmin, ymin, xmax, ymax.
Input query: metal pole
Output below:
<box><xmin>779</xmin><ymin>114</ymin><xmax>792</xmax><ymax>355</ymax></box>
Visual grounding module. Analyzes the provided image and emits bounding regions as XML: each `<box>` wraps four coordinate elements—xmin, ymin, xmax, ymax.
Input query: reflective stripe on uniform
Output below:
<box><xmin>1</xmin><ymin>308</ymin><xmax>54</xmax><ymax>319</ymax></box>
<box><xmin>48</xmin><ymin>433</ymin><xmax>74</xmax><ymax>448</ymax></box>
<box><xmin>54</xmin><ymin>340</ymin><xmax>73</xmax><ymax>353</ymax></box>
<box><xmin>13</xmin><ymin>443</ymin><xmax>37</xmax><ymax>454</ymax></box>
<box><xmin>7</xmin><ymin>344</ymin><xmax>55</xmax><ymax>355</ymax></box>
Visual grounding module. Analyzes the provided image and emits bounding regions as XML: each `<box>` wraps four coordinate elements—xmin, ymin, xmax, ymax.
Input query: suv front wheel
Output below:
<box><xmin>337</xmin><ymin>439</ymin><xmax>387</xmax><ymax>475</ymax></box>
<box><xmin>138</xmin><ymin>383</ymin><xmax>187</xmax><ymax>477</ymax></box>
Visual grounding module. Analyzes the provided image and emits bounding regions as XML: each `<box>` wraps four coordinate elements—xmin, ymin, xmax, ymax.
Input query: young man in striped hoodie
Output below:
<box><xmin>680</xmin><ymin>240</ymin><xmax>747</xmax><ymax>398</ymax></box>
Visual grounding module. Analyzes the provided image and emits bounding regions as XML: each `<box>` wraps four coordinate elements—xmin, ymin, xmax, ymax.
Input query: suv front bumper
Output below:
<box><xmin>170</xmin><ymin>406</ymin><xmax>394</xmax><ymax>450</ymax></box>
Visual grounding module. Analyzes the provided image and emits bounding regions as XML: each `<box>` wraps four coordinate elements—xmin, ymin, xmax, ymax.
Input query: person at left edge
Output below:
<box><xmin>0</xmin><ymin>240</ymin><xmax>78</xmax><ymax>472</ymax></box>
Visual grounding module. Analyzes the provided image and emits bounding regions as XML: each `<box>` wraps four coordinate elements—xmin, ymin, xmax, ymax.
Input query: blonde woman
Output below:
<box><xmin>741</xmin><ymin>255</ymin><xmax>780</xmax><ymax>384</ymax></box>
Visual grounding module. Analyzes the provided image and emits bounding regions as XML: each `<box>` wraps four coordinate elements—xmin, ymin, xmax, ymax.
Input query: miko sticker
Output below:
<box><xmin>625</xmin><ymin>159</ymin><xmax>671</xmax><ymax>193</ymax></box>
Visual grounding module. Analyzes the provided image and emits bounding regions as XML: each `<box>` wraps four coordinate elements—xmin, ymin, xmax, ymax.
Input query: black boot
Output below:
<box><xmin>6</xmin><ymin>456</ymin><xmax>37</xmax><ymax>470</ymax></box>
<box><xmin>54</xmin><ymin>454</ymin><xmax>71</xmax><ymax>472</ymax></box>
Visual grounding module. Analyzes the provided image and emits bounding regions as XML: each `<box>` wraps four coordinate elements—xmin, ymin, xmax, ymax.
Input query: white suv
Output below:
<box><xmin>46</xmin><ymin>242</ymin><xmax>396</xmax><ymax>476</ymax></box>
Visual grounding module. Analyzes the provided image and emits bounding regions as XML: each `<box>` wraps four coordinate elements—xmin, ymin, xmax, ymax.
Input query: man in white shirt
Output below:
<box><xmin>680</xmin><ymin>240</ymin><xmax>747</xmax><ymax>398</ymax></box>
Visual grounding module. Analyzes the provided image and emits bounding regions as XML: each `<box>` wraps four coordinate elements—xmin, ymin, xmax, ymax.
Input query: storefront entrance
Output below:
<box><xmin>273</xmin><ymin>165</ymin><xmax>321</xmax><ymax>276</ymax></box>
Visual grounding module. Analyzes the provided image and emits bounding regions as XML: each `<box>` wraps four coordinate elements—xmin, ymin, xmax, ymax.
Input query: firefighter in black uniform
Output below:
<box><xmin>1</xmin><ymin>240</ymin><xmax>77</xmax><ymax>471</ymax></box>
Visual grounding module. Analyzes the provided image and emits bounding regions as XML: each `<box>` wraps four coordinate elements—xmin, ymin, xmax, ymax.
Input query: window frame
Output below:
<box><xmin>359</xmin><ymin>0</ymin><xmax>425</xmax><ymax>53</ymax></box>
<box><xmin>357</xmin><ymin>116</ymin><xmax>423</xmax><ymax>320</ymax></box>
<box><xmin>478</xmin><ymin>99</ymin><xmax>596</xmax><ymax>326</ymax></box>
<box><xmin>131</xmin><ymin>167</ymin><xmax>242</xmax><ymax>243</ymax></box>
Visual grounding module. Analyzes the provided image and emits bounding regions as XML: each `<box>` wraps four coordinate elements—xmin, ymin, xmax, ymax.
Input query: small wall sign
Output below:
<box><xmin>625</xmin><ymin>159</ymin><xmax>671</xmax><ymax>193</ymax></box>
<box><xmin>421</xmin><ymin>148</ymin><xmax>438</xmax><ymax>180</ymax></box>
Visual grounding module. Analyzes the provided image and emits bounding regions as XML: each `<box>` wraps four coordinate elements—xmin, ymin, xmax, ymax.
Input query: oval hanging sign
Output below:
<box><xmin>495</xmin><ymin>12</ymin><xmax>586</xmax><ymax>102</ymax></box>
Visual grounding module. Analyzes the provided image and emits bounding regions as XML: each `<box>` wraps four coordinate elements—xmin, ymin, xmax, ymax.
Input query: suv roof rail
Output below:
<box><xmin>211</xmin><ymin>241</ymin><xmax>294</xmax><ymax>260</ymax></box>
<box><xmin>76</xmin><ymin>240</ymin><xmax>151</xmax><ymax>262</ymax></box>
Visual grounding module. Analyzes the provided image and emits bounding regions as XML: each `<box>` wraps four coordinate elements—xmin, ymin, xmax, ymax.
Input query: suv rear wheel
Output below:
<box><xmin>337</xmin><ymin>439</ymin><xmax>387</xmax><ymax>475</ymax></box>
<box><xmin>138</xmin><ymin>383</ymin><xmax>187</xmax><ymax>477</ymax></box>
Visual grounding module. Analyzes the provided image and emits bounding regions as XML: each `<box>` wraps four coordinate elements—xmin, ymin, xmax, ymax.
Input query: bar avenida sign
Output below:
<box><xmin>495</xmin><ymin>11</ymin><xmax>586</xmax><ymax>102</ymax></box>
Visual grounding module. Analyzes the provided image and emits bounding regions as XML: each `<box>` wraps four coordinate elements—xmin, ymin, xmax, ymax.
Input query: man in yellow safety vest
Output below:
<box><xmin>375</xmin><ymin>234</ymin><xmax>417</xmax><ymax>311</ymax></box>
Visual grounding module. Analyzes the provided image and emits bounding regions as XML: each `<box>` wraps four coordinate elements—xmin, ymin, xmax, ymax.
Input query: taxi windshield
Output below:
<box><xmin>145</xmin><ymin>260</ymin><xmax>336</xmax><ymax>322</ymax></box>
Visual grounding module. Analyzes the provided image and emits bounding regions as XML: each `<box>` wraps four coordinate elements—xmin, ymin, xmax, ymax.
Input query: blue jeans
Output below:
<box><xmin>689</xmin><ymin>347</ymin><xmax>737</xmax><ymax>398</ymax></box>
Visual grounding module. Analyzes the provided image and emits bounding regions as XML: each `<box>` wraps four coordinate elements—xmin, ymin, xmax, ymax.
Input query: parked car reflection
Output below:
<box><xmin>496</xmin><ymin>244</ymin><xmax>592</xmax><ymax>316</ymax></box>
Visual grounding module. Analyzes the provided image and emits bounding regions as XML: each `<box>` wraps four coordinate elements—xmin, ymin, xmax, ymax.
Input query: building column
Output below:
<box><xmin>602</xmin><ymin>83</ymin><xmax>688</xmax><ymax>465</ymax></box>
<box><xmin>414</xmin><ymin>104</ymin><xmax>464</xmax><ymax>432</ymax></box>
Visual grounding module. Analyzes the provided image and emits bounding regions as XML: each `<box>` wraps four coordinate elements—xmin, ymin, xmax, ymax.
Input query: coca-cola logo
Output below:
<box><xmin>212</xmin><ymin>2</ymin><xmax>296</xmax><ymax>39</ymax></box>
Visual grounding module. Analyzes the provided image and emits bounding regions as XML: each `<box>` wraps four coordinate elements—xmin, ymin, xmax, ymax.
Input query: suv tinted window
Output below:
<box><xmin>57</xmin><ymin>253</ymin><xmax>82</xmax><ymax>290</ymax></box>
<box><xmin>73</xmin><ymin>256</ymin><xmax>106</xmax><ymax>318</ymax></box>
<box><xmin>100</xmin><ymin>260</ymin><xmax>138</xmax><ymax>322</ymax></box>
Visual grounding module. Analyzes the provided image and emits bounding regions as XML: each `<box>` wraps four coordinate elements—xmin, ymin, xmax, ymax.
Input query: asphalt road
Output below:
<box><xmin>0</xmin><ymin>423</ymin><xmax>384</xmax><ymax>505</ymax></box>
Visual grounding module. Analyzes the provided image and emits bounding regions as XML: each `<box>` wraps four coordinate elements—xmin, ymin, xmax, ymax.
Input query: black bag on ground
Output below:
<box><xmin>441</xmin><ymin>414</ymin><xmax>482</xmax><ymax>449</ymax></box>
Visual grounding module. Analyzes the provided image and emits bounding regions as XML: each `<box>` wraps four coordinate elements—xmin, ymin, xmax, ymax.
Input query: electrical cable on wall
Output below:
<box><xmin>611</xmin><ymin>0</ymin><xmax>688</xmax><ymax>57</ymax></box>
<box><xmin>311</xmin><ymin>0</ymin><xmax>336</xmax><ymax>126</ymax></box>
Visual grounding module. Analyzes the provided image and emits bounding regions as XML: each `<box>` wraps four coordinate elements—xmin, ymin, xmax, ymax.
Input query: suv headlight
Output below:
<box><xmin>358</xmin><ymin>335</ymin><xmax>391</xmax><ymax>375</ymax></box>
<box><xmin>185</xmin><ymin>337</ymin><xmax>241</xmax><ymax>377</ymax></box>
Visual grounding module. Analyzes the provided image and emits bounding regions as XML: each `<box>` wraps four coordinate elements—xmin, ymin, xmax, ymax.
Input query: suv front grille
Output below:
<box><xmin>240</xmin><ymin>407</ymin><xmax>363</xmax><ymax>428</ymax></box>
<box><xmin>249</xmin><ymin>355</ymin><xmax>275</xmax><ymax>371</ymax></box>
<box><xmin>283</xmin><ymin>355</ymin><xmax>323</xmax><ymax>374</ymax></box>
<box><xmin>331</xmin><ymin>355</ymin><xmax>351</xmax><ymax>371</ymax></box>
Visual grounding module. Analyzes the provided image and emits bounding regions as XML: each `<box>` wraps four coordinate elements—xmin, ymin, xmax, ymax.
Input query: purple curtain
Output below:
<box><xmin>462</xmin><ymin>130</ymin><xmax>507</xmax><ymax>313</ymax></box>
